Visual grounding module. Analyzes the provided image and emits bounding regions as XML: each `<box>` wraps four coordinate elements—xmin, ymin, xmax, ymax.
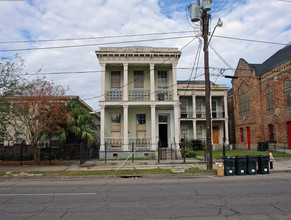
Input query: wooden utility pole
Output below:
<box><xmin>202</xmin><ymin>11</ymin><xmax>213</xmax><ymax>170</ymax></box>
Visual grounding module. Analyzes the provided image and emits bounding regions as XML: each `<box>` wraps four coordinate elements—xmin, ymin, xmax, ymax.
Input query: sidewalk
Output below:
<box><xmin>1</xmin><ymin>157</ymin><xmax>291</xmax><ymax>175</ymax></box>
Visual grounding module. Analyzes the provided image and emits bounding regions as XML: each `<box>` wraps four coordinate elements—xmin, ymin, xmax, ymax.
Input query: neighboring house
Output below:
<box><xmin>177</xmin><ymin>80</ymin><xmax>229</xmax><ymax>150</ymax></box>
<box><xmin>231</xmin><ymin>44</ymin><xmax>291</xmax><ymax>150</ymax></box>
<box><xmin>0</xmin><ymin>96</ymin><xmax>100</xmax><ymax>152</ymax></box>
<box><xmin>96</xmin><ymin>47</ymin><xmax>181</xmax><ymax>159</ymax></box>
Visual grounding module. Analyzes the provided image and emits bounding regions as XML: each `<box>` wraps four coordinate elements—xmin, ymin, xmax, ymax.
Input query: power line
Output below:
<box><xmin>213</xmin><ymin>35</ymin><xmax>287</xmax><ymax>46</ymax></box>
<box><xmin>1</xmin><ymin>34</ymin><xmax>288</xmax><ymax>53</ymax></box>
<box><xmin>0</xmin><ymin>35</ymin><xmax>196</xmax><ymax>52</ymax></box>
<box><xmin>0</xmin><ymin>31</ymin><xmax>196</xmax><ymax>44</ymax></box>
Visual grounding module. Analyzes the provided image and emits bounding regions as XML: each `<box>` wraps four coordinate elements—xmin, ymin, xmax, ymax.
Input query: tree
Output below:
<box><xmin>57</xmin><ymin>100</ymin><xmax>98</xmax><ymax>159</ymax></box>
<box><xmin>10</xmin><ymin>79</ymin><xmax>69</xmax><ymax>162</ymax></box>
<box><xmin>0</xmin><ymin>55</ymin><xmax>35</xmax><ymax>136</ymax></box>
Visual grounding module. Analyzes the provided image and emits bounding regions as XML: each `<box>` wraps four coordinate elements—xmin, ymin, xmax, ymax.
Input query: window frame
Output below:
<box><xmin>284</xmin><ymin>78</ymin><xmax>291</xmax><ymax>107</ymax></box>
<box><xmin>266</xmin><ymin>86</ymin><xmax>274</xmax><ymax>114</ymax></box>
<box><xmin>240</xmin><ymin>127</ymin><xmax>244</xmax><ymax>143</ymax></box>
<box><xmin>111</xmin><ymin>71</ymin><xmax>121</xmax><ymax>89</ymax></box>
<box><xmin>238</xmin><ymin>83</ymin><xmax>250</xmax><ymax>119</ymax></box>
<box><xmin>268</xmin><ymin>124</ymin><xmax>275</xmax><ymax>142</ymax></box>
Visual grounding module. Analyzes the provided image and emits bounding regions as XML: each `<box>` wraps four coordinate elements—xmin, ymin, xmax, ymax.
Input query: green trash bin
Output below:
<box><xmin>236</xmin><ymin>156</ymin><xmax>247</xmax><ymax>175</ymax></box>
<box><xmin>247</xmin><ymin>155</ymin><xmax>258</xmax><ymax>175</ymax></box>
<box><xmin>223</xmin><ymin>156</ymin><xmax>236</xmax><ymax>176</ymax></box>
<box><xmin>258</xmin><ymin>155</ymin><xmax>270</xmax><ymax>174</ymax></box>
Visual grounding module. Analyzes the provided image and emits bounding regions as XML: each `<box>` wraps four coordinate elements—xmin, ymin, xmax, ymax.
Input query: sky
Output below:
<box><xmin>0</xmin><ymin>0</ymin><xmax>290</xmax><ymax>111</ymax></box>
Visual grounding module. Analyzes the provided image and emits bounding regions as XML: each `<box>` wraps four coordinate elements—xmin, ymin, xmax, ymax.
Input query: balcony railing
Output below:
<box><xmin>129</xmin><ymin>137</ymin><xmax>151</xmax><ymax>150</ymax></box>
<box><xmin>105</xmin><ymin>89</ymin><xmax>122</xmax><ymax>101</ymax></box>
<box><xmin>156</xmin><ymin>90</ymin><xmax>173</xmax><ymax>101</ymax></box>
<box><xmin>212</xmin><ymin>111</ymin><xmax>225</xmax><ymax>118</ymax></box>
<box><xmin>180</xmin><ymin>111</ymin><xmax>193</xmax><ymax>119</ymax></box>
<box><xmin>105</xmin><ymin>137</ymin><xmax>123</xmax><ymax>150</ymax></box>
<box><xmin>128</xmin><ymin>90</ymin><xmax>150</xmax><ymax>101</ymax></box>
<box><xmin>196</xmin><ymin>111</ymin><xmax>206</xmax><ymax>118</ymax></box>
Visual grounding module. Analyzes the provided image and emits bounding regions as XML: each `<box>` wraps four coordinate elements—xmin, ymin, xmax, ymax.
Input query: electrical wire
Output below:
<box><xmin>0</xmin><ymin>31</ymin><xmax>196</xmax><ymax>44</ymax></box>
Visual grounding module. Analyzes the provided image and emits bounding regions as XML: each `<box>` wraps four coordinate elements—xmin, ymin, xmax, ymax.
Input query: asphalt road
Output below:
<box><xmin>0</xmin><ymin>174</ymin><xmax>291</xmax><ymax>220</ymax></box>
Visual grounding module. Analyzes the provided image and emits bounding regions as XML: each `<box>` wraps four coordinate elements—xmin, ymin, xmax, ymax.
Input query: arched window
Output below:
<box><xmin>240</xmin><ymin>128</ymin><xmax>244</xmax><ymax>143</ymax></box>
<box><xmin>238</xmin><ymin>83</ymin><xmax>250</xmax><ymax>119</ymax></box>
<box><xmin>268</xmin><ymin>124</ymin><xmax>275</xmax><ymax>142</ymax></box>
<box><xmin>284</xmin><ymin>78</ymin><xmax>291</xmax><ymax>107</ymax></box>
<box><xmin>266</xmin><ymin>86</ymin><xmax>273</xmax><ymax>114</ymax></box>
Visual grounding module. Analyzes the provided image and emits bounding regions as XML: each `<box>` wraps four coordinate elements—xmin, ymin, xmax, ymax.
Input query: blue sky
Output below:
<box><xmin>0</xmin><ymin>0</ymin><xmax>290</xmax><ymax>111</ymax></box>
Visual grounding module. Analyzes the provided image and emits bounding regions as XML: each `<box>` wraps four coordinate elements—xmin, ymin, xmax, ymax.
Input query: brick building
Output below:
<box><xmin>231</xmin><ymin>44</ymin><xmax>291</xmax><ymax>150</ymax></box>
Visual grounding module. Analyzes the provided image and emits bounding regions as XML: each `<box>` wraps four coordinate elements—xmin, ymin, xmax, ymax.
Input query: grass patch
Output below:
<box><xmin>184</xmin><ymin>168</ymin><xmax>215</xmax><ymax>174</ymax></box>
<box><xmin>20</xmin><ymin>168</ymin><xmax>174</xmax><ymax>176</ymax></box>
<box><xmin>194</xmin><ymin>150</ymin><xmax>291</xmax><ymax>160</ymax></box>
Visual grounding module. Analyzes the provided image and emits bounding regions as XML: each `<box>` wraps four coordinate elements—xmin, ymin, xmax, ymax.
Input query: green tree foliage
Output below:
<box><xmin>58</xmin><ymin>100</ymin><xmax>98</xmax><ymax>146</ymax></box>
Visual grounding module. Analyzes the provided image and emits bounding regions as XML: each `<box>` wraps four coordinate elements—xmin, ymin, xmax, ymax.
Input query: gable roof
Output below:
<box><xmin>251</xmin><ymin>43</ymin><xmax>291</xmax><ymax>76</ymax></box>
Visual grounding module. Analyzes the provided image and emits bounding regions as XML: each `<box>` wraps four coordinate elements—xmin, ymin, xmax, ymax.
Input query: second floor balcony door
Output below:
<box><xmin>134</xmin><ymin>70</ymin><xmax>144</xmax><ymax>101</ymax></box>
<box><xmin>157</xmin><ymin>71</ymin><xmax>168</xmax><ymax>101</ymax></box>
<box><xmin>110</xmin><ymin>71</ymin><xmax>121</xmax><ymax>101</ymax></box>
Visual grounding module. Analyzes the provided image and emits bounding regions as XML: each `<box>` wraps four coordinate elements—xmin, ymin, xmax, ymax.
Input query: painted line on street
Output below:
<box><xmin>0</xmin><ymin>193</ymin><xmax>97</xmax><ymax>196</ymax></box>
<box><xmin>208</xmin><ymin>176</ymin><xmax>218</xmax><ymax>179</ymax></box>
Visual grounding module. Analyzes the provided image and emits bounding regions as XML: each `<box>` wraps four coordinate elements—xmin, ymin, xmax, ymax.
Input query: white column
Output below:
<box><xmin>172</xmin><ymin>63</ymin><xmax>178</xmax><ymax>101</ymax></box>
<box><xmin>100</xmin><ymin>105</ymin><xmax>105</xmax><ymax>151</ymax></box>
<box><xmin>100</xmin><ymin>63</ymin><xmax>106</xmax><ymax>101</ymax></box>
<box><xmin>210</xmin><ymin>95</ymin><xmax>213</xmax><ymax>118</ymax></box>
<box><xmin>193</xmin><ymin>120</ymin><xmax>197</xmax><ymax>140</ymax></box>
<box><xmin>151</xmin><ymin>104</ymin><xmax>156</xmax><ymax>150</ymax></box>
<box><xmin>224</xmin><ymin>94</ymin><xmax>228</xmax><ymax>119</ymax></box>
<box><xmin>123</xmin><ymin>63</ymin><xmax>128</xmax><ymax>101</ymax></box>
<box><xmin>150</xmin><ymin>63</ymin><xmax>155</xmax><ymax>101</ymax></box>
<box><xmin>174</xmin><ymin>104</ymin><xmax>180</xmax><ymax>149</ymax></box>
<box><xmin>123</xmin><ymin>105</ymin><xmax>128</xmax><ymax>151</ymax></box>
<box><xmin>192</xmin><ymin>95</ymin><xmax>196</xmax><ymax>118</ymax></box>
<box><xmin>225</xmin><ymin>119</ymin><xmax>229</xmax><ymax>145</ymax></box>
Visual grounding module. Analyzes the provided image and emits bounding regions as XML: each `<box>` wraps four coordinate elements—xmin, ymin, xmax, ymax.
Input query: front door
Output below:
<box><xmin>213</xmin><ymin>127</ymin><xmax>219</xmax><ymax>144</ymax></box>
<box><xmin>247</xmin><ymin>127</ymin><xmax>251</xmax><ymax>149</ymax></box>
<box><xmin>159</xmin><ymin>124</ymin><xmax>168</xmax><ymax>148</ymax></box>
<box><xmin>288</xmin><ymin>122</ymin><xmax>291</xmax><ymax>149</ymax></box>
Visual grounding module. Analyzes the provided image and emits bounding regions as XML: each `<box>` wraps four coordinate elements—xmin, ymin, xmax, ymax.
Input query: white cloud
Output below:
<box><xmin>0</xmin><ymin>0</ymin><xmax>290</xmax><ymax>110</ymax></box>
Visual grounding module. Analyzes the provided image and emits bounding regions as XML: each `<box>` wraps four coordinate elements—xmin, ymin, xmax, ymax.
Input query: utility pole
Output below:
<box><xmin>190</xmin><ymin>0</ymin><xmax>222</xmax><ymax>170</ymax></box>
<box><xmin>202</xmin><ymin>11</ymin><xmax>213</xmax><ymax>170</ymax></box>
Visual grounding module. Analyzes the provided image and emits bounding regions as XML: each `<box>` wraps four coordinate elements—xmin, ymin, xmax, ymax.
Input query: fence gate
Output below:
<box><xmin>80</xmin><ymin>142</ymin><xmax>88</xmax><ymax>165</ymax></box>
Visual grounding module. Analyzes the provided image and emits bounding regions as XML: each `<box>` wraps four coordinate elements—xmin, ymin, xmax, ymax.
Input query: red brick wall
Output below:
<box><xmin>232</xmin><ymin>59</ymin><xmax>291</xmax><ymax>150</ymax></box>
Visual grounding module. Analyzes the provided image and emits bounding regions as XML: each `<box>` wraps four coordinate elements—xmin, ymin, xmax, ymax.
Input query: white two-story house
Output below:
<box><xmin>96</xmin><ymin>47</ymin><xmax>181</xmax><ymax>159</ymax></box>
<box><xmin>178</xmin><ymin>81</ymin><xmax>229</xmax><ymax>149</ymax></box>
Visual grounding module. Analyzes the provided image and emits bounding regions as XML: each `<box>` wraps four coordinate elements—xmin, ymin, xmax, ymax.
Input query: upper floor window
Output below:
<box><xmin>134</xmin><ymin>71</ymin><xmax>144</xmax><ymax>89</ymax></box>
<box><xmin>268</xmin><ymin>124</ymin><xmax>275</xmax><ymax>142</ymax></box>
<box><xmin>158</xmin><ymin>71</ymin><xmax>167</xmax><ymax>88</ymax></box>
<box><xmin>284</xmin><ymin>78</ymin><xmax>291</xmax><ymax>107</ymax></box>
<box><xmin>266</xmin><ymin>86</ymin><xmax>273</xmax><ymax>114</ymax></box>
<box><xmin>111</xmin><ymin>71</ymin><xmax>121</xmax><ymax>88</ymax></box>
<box><xmin>238</xmin><ymin>83</ymin><xmax>250</xmax><ymax>119</ymax></box>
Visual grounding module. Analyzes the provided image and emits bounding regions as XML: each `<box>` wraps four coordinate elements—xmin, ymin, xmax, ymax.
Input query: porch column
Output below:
<box><xmin>224</xmin><ymin>119</ymin><xmax>229</xmax><ymax>145</ymax></box>
<box><xmin>100</xmin><ymin>63</ymin><xmax>106</xmax><ymax>101</ymax></box>
<box><xmin>100</xmin><ymin>105</ymin><xmax>105</xmax><ymax>151</ymax></box>
<box><xmin>192</xmin><ymin>95</ymin><xmax>196</xmax><ymax>118</ymax></box>
<box><xmin>150</xmin><ymin>63</ymin><xmax>155</xmax><ymax>101</ymax></box>
<box><xmin>151</xmin><ymin>104</ymin><xmax>156</xmax><ymax>150</ymax></box>
<box><xmin>224</xmin><ymin>94</ymin><xmax>228</xmax><ymax>118</ymax></box>
<box><xmin>174</xmin><ymin>104</ymin><xmax>180</xmax><ymax>149</ymax></box>
<box><xmin>123</xmin><ymin>105</ymin><xmax>129</xmax><ymax>151</ymax></box>
<box><xmin>172</xmin><ymin>63</ymin><xmax>178</xmax><ymax>101</ymax></box>
<box><xmin>193</xmin><ymin>120</ymin><xmax>197</xmax><ymax>140</ymax></box>
<box><xmin>123</xmin><ymin>63</ymin><xmax>128</xmax><ymax>101</ymax></box>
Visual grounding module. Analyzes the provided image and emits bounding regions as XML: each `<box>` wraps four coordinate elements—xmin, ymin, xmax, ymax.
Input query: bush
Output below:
<box><xmin>0</xmin><ymin>152</ymin><xmax>57</xmax><ymax>161</ymax></box>
<box><xmin>180</xmin><ymin>139</ymin><xmax>204</xmax><ymax>158</ymax></box>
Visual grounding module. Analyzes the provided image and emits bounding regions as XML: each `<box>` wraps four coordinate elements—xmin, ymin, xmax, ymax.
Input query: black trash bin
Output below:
<box><xmin>247</xmin><ymin>155</ymin><xmax>258</xmax><ymax>175</ymax></box>
<box><xmin>223</xmin><ymin>156</ymin><xmax>236</xmax><ymax>176</ymax></box>
<box><xmin>258</xmin><ymin>155</ymin><xmax>270</xmax><ymax>174</ymax></box>
<box><xmin>236</xmin><ymin>156</ymin><xmax>247</xmax><ymax>175</ymax></box>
